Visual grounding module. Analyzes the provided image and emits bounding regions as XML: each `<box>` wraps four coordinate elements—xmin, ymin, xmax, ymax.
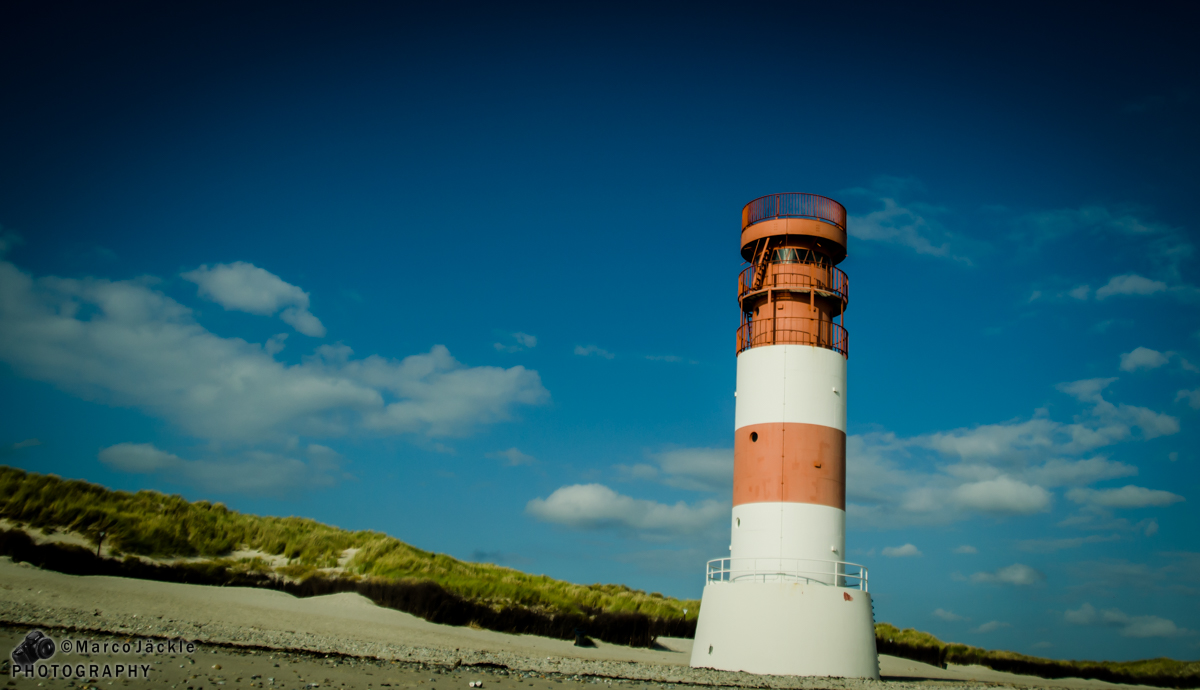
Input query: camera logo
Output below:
<box><xmin>11</xmin><ymin>630</ymin><xmax>56</xmax><ymax>666</ymax></box>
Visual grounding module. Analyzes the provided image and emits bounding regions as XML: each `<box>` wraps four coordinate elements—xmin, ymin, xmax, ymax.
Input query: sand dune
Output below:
<box><xmin>0</xmin><ymin>558</ymin><xmax>1157</xmax><ymax>689</ymax></box>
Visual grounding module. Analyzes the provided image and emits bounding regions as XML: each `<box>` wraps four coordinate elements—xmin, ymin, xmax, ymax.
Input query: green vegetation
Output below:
<box><xmin>876</xmin><ymin>623</ymin><xmax>1200</xmax><ymax>688</ymax></box>
<box><xmin>3</xmin><ymin>467</ymin><xmax>1195</xmax><ymax>685</ymax></box>
<box><xmin>0</xmin><ymin>466</ymin><xmax>696</xmax><ymax>621</ymax></box>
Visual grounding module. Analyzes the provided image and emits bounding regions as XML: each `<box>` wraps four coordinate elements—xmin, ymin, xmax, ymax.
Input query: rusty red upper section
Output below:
<box><xmin>740</xmin><ymin>193</ymin><xmax>848</xmax><ymax>265</ymax></box>
<box><xmin>737</xmin><ymin>193</ymin><xmax>850</xmax><ymax>357</ymax></box>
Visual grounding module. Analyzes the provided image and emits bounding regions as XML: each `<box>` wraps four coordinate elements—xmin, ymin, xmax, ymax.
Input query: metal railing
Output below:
<box><xmin>736</xmin><ymin>317</ymin><xmax>848</xmax><ymax>357</ymax></box>
<box><xmin>738</xmin><ymin>261</ymin><xmax>848</xmax><ymax>302</ymax></box>
<box><xmin>705</xmin><ymin>557</ymin><xmax>868</xmax><ymax>591</ymax></box>
<box><xmin>742</xmin><ymin>193</ymin><xmax>847</xmax><ymax>232</ymax></box>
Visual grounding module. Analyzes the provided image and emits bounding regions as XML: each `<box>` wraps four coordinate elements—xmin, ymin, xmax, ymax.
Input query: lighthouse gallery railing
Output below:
<box><xmin>741</xmin><ymin>193</ymin><xmax>847</xmax><ymax>231</ymax></box>
<box><xmin>738</xmin><ymin>261</ymin><xmax>849</xmax><ymax>303</ymax></box>
<box><xmin>705</xmin><ymin>557</ymin><xmax>868</xmax><ymax>591</ymax></box>
<box><xmin>736</xmin><ymin>317</ymin><xmax>848</xmax><ymax>356</ymax></box>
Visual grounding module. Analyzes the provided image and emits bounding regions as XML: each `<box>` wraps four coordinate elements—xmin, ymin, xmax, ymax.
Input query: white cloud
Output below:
<box><xmin>641</xmin><ymin>447</ymin><xmax>733</xmax><ymax>492</ymax></box>
<box><xmin>99</xmin><ymin>442</ymin><xmax>346</xmax><ymax>494</ymax></box>
<box><xmin>1118</xmin><ymin>615</ymin><xmax>1193</xmax><ymax>638</ymax></box>
<box><xmin>280</xmin><ymin>308</ymin><xmax>325</xmax><ymax>338</ymax></box>
<box><xmin>1064</xmin><ymin>557</ymin><xmax>1188</xmax><ymax>593</ymax></box>
<box><xmin>1091</xmin><ymin>319</ymin><xmax>1132</xmax><ymax>333</ymax></box>
<box><xmin>1116</xmin><ymin>348</ymin><xmax>1196</xmax><ymax>373</ymax></box>
<box><xmin>882</xmin><ymin>543</ymin><xmax>922</xmax><ymax>557</ymax></box>
<box><xmin>1176</xmin><ymin>388</ymin><xmax>1200</xmax><ymax>409</ymax></box>
<box><xmin>1016</xmin><ymin>206</ymin><xmax>1164</xmax><ymax>241</ymax></box>
<box><xmin>339</xmin><ymin>345</ymin><xmax>550</xmax><ymax>436</ymax></box>
<box><xmin>0</xmin><ymin>232</ymin><xmax>23</xmax><ymax>254</ymax></box>
<box><xmin>1065</xmin><ymin>602</ymin><xmax>1193</xmax><ymax>638</ymax></box>
<box><xmin>970</xmin><ymin>563</ymin><xmax>1044</xmax><ymax>586</ymax></box>
<box><xmin>494</xmin><ymin>332</ymin><xmax>537</xmax><ymax>353</ymax></box>
<box><xmin>845</xmin><ymin>429</ymin><xmax>1062</xmax><ymax>527</ymax></box>
<box><xmin>1057</xmin><ymin>511</ymin><xmax>1164</xmax><ymax>535</ymax></box>
<box><xmin>1119</xmin><ymin>347</ymin><xmax>1170</xmax><ymax>372</ymax></box>
<box><xmin>616</xmin><ymin>463</ymin><xmax>662</xmax><ymax>482</ymax></box>
<box><xmin>183</xmin><ymin>261</ymin><xmax>326</xmax><ymax>337</ymax></box>
<box><xmin>0</xmin><ymin>259</ymin><xmax>548</xmax><ymax>443</ymax></box>
<box><xmin>952</xmin><ymin>476</ymin><xmax>1051</xmax><ymax>514</ymax></box>
<box><xmin>921</xmin><ymin>418</ymin><xmax>1061</xmax><ymax>462</ymax></box>
<box><xmin>844</xmin><ymin>432</ymin><xmax>916</xmax><ymax>505</ymax></box>
<box><xmin>265</xmin><ymin>333</ymin><xmax>288</xmax><ymax>356</ymax></box>
<box><xmin>817</xmin><ymin>356</ymin><xmax>1177</xmax><ymax>529</ymax></box>
<box><xmin>1056</xmin><ymin>377</ymin><xmax>1115</xmax><ymax>403</ymax></box>
<box><xmin>1067</xmin><ymin>285</ymin><xmax>1091</xmax><ymax>300</ymax></box>
<box><xmin>933</xmin><ymin>609</ymin><xmax>966</xmax><ymax>622</ymax></box>
<box><xmin>971</xmin><ymin>621</ymin><xmax>1011</xmax><ymax>633</ymax></box>
<box><xmin>98</xmin><ymin>442</ymin><xmax>180</xmax><ymax>473</ymax></box>
<box><xmin>1026</xmin><ymin>456</ymin><xmax>1137</xmax><ymax>487</ymax></box>
<box><xmin>1</xmin><ymin>438</ymin><xmax>42</xmax><ymax>456</ymax></box>
<box><xmin>574</xmin><ymin>344</ymin><xmax>615</xmax><ymax>359</ymax></box>
<box><xmin>953</xmin><ymin>545</ymin><xmax>978</xmax><ymax>554</ymax></box>
<box><xmin>1015</xmin><ymin>533</ymin><xmax>1121</xmax><ymax>553</ymax></box>
<box><xmin>1054</xmin><ymin>378</ymin><xmax>1179</xmax><ymax>441</ymax></box>
<box><xmin>1014</xmin><ymin>206</ymin><xmax>1195</xmax><ymax>293</ymax></box>
<box><xmin>843</xmin><ymin>180</ymin><xmax>968</xmax><ymax>263</ymax></box>
<box><xmin>1120</xmin><ymin>406</ymin><xmax>1181</xmax><ymax>439</ymax></box>
<box><xmin>846</xmin><ymin>372</ymin><xmax>1178</xmax><ymax>527</ymax></box>
<box><xmin>848</xmin><ymin>198</ymin><xmax>954</xmax><ymax>258</ymax></box>
<box><xmin>1066</xmin><ymin>485</ymin><xmax>1185</xmax><ymax>509</ymax></box>
<box><xmin>525</xmin><ymin>483</ymin><xmax>725</xmax><ymax>536</ymax></box>
<box><xmin>1014</xmin><ymin>207</ymin><xmax>1191</xmax><ymax>268</ymax></box>
<box><xmin>489</xmin><ymin>447</ymin><xmax>535</xmax><ymax>466</ymax></box>
<box><xmin>1064</xmin><ymin>602</ymin><xmax>1098</xmax><ymax>625</ymax></box>
<box><xmin>915</xmin><ymin>376</ymin><xmax>1177</xmax><ymax>461</ymax></box>
<box><xmin>1095</xmin><ymin>274</ymin><xmax>1168</xmax><ymax>300</ymax></box>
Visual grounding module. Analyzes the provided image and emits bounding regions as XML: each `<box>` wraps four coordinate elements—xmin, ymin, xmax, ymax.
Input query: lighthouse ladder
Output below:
<box><xmin>751</xmin><ymin>239</ymin><xmax>771</xmax><ymax>291</ymax></box>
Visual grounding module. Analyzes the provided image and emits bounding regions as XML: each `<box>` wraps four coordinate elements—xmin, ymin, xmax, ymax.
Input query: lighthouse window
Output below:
<box><xmin>750</xmin><ymin>432</ymin><xmax>758</xmax><ymax>442</ymax></box>
<box><xmin>772</xmin><ymin>248</ymin><xmax>800</xmax><ymax>264</ymax></box>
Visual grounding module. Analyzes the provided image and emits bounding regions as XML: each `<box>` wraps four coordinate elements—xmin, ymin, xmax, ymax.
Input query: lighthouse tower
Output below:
<box><xmin>690</xmin><ymin>193</ymin><xmax>878</xmax><ymax>679</ymax></box>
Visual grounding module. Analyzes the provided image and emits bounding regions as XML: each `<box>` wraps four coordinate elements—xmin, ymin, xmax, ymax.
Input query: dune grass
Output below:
<box><xmin>2</xmin><ymin>466</ymin><xmax>1195</xmax><ymax>685</ymax></box>
<box><xmin>876</xmin><ymin>623</ymin><xmax>1200</xmax><ymax>688</ymax></box>
<box><xmin>0</xmin><ymin>466</ymin><xmax>695</xmax><ymax>621</ymax></box>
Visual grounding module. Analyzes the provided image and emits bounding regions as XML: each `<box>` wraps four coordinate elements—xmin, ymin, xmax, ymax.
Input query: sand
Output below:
<box><xmin>0</xmin><ymin>558</ymin><xmax>1158</xmax><ymax>689</ymax></box>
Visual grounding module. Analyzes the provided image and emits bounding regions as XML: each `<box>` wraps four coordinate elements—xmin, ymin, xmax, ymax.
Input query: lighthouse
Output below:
<box><xmin>690</xmin><ymin>193</ymin><xmax>878</xmax><ymax>679</ymax></box>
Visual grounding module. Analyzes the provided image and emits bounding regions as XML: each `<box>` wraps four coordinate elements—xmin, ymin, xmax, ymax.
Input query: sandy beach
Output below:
<box><xmin>0</xmin><ymin>558</ymin><xmax>1158</xmax><ymax>690</ymax></box>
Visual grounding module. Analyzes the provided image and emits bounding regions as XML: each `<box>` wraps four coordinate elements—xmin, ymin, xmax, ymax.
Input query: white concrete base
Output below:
<box><xmin>689</xmin><ymin>581</ymin><xmax>879</xmax><ymax>679</ymax></box>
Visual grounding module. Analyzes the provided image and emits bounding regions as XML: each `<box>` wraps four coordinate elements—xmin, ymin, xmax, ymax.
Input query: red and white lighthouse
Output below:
<box><xmin>690</xmin><ymin>193</ymin><xmax>878</xmax><ymax>678</ymax></box>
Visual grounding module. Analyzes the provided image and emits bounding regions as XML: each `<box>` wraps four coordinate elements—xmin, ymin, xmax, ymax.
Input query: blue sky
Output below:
<box><xmin>1</xmin><ymin>1</ymin><xmax>1197</xmax><ymax>663</ymax></box>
